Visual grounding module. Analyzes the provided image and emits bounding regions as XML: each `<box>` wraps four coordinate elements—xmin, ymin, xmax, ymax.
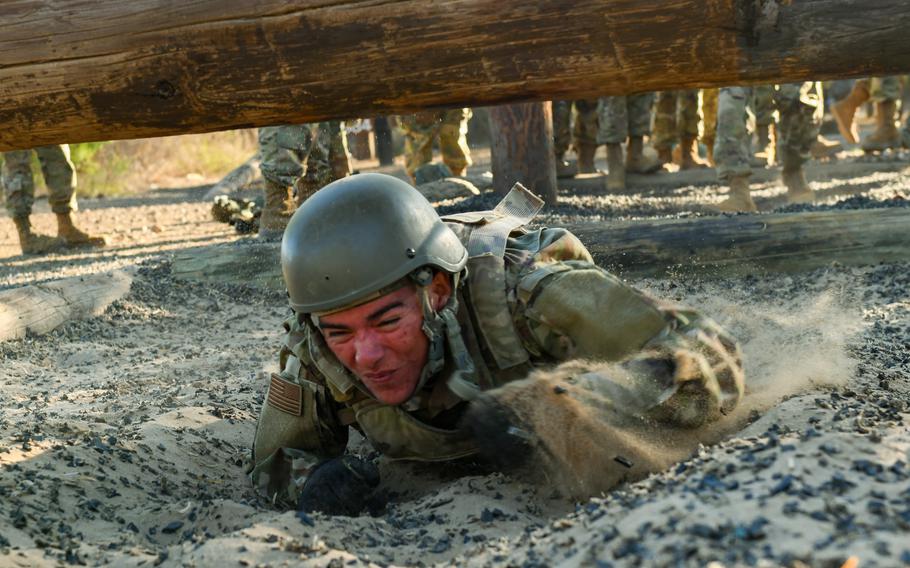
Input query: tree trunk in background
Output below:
<box><xmin>488</xmin><ymin>103</ymin><xmax>558</xmax><ymax>206</ymax></box>
<box><xmin>3</xmin><ymin>0</ymin><xmax>910</xmax><ymax>150</ymax></box>
<box><xmin>373</xmin><ymin>117</ymin><xmax>395</xmax><ymax>167</ymax></box>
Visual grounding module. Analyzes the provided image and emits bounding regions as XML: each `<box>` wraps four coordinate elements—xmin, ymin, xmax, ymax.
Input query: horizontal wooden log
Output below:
<box><xmin>171</xmin><ymin>207</ymin><xmax>910</xmax><ymax>291</ymax></box>
<box><xmin>3</xmin><ymin>0</ymin><xmax>910</xmax><ymax>150</ymax></box>
<box><xmin>0</xmin><ymin>270</ymin><xmax>133</xmax><ymax>342</ymax></box>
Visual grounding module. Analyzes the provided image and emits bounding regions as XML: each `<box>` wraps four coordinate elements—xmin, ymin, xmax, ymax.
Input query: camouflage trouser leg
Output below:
<box><xmin>258</xmin><ymin>125</ymin><xmax>314</xmax><ymax>188</ymax></box>
<box><xmin>714</xmin><ymin>87</ymin><xmax>753</xmax><ymax>182</ymax></box>
<box><xmin>628</xmin><ymin>93</ymin><xmax>654</xmax><ymax>138</ymax></box>
<box><xmin>750</xmin><ymin>85</ymin><xmax>777</xmax><ymax>128</ymax></box>
<box><xmin>652</xmin><ymin>91</ymin><xmax>679</xmax><ymax>151</ymax></box>
<box><xmin>319</xmin><ymin>121</ymin><xmax>350</xmax><ymax>181</ymax></box>
<box><xmin>552</xmin><ymin>101</ymin><xmax>572</xmax><ymax>157</ymax></box>
<box><xmin>572</xmin><ymin>99</ymin><xmax>600</xmax><ymax>148</ymax></box>
<box><xmin>870</xmin><ymin>76</ymin><xmax>902</xmax><ymax>103</ymax></box>
<box><xmin>597</xmin><ymin>96</ymin><xmax>629</xmax><ymax>144</ymax></box>
<box><xmin>2</xmin><ymin>149</ymin><xmax>36</xmax><ymax>218</ymax></box>
<box><xmin>678</xmin><ymin>90</ymin><xmax>701</xmax><ymax>138</ymax></box>
<box><xmin>775</xmin><ymin>82</ymin><xmax>822</xmax><ymax>171</ymax></box>
<box><xmin>701</xmin><ymin>88</ymin><xmax>719</xmax><ymax>149</ymax></box>
<box><xmin>304</xmin><ymin>124</ymin><xmax>335</xmax><ymax>194</ymax></box>
<box><xmin>35</xmin><ymin>144</ymin><xmax>77</xmax><ymax>214</ymax></box>
<box><xmin>597</xmin><ymin>94</ymin><xmax>653</xmax><ymax>145</ymax></box>
<box><xmin>438</xmin><ymin>108</ymin><xmax>472</xmax><ymax>176</ymax></box>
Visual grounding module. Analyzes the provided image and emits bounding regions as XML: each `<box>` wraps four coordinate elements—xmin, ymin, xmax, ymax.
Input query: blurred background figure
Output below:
<box><xmin>598</xmin><ymin>93</ymin><xmax>662</xmax><ymax>191</ymax></box>
<box><xmin>257</xmin><ymin>122</ymin><xmax>350</xmax><ymax>240</ymax></box>
<box><xmin>2</xmin><ymin>144</ymin><xmax>105</xmax><ymax>255</ymax></box>
<box><xmin>832</xmin><ymin>77</ymin><xmax>903</xmax><ymax>152</ymax></box>
<box><xmin>714</xmin><ymin>82</ymin><xmax>822</xmax><ymax>212</ymax></box>
<box><xmin>552</xmin><ymin>99</ymin><xmax>599</xmax><ymax>177</ymax></box>
<box><xmin>401</xmin><ymin>108</ymin><xmax>472</xmax><ymax>184</ymax></box>
<box><xmin>652</xmin><ymin>90</ymin><xmax>709</xmax><ymax>170</ymax></box>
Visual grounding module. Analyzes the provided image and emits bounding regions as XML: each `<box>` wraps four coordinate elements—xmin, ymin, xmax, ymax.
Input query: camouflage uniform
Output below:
<box><xmin>258</xmin><ymin>122</ymin><xmax>342</xmax><ymax>195</ymax></box>
<box><xmin>552</xmin><ymin>99</ymin><xmax>600</xmax><ymax>156</ymax></box>
<box><xmin>401</xmin><ymin>108</ymin><xmax>472</xmax><ymax>179</ymax></box>
<box><xmin>701</xmin><ymin>89</ymin><xmax>719</xmax><ymax>156</ymax></box>
<box><xmin>869</xmin><ymin>76</ymin><xmax>902</xmax><ymax>103</ymax></box>
<box><xmin>250</xmin><ymin>190</ymin><xmax>744</xmax><ymax>506</ymax></box>
<box><xmin>652</xmin><ymin>90</ymin><xmax>701</xmax><ymax>152</ymax></box>
<box><xmin>714</xmin><ymin>83</ymin><xmax>821</xmax><ymax>182</ymax></box>
<box><xmin>2</xmin><ymin>145</ymin><xmax>78</xmax><ymax>218</ymax></box>
<box><xmin>596</xmin><ymin>93</ymin><xmax>655</xmax><ymax>144</ymax></box>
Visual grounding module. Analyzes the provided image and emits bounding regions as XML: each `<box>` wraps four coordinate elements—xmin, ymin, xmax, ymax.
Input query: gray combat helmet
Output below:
<box><xmin>282</xmin><ymin>173</ymin><xmax>468</xmax><ymax>314</ymax></box>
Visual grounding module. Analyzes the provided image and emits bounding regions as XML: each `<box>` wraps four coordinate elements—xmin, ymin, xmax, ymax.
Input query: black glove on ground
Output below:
<box><xmin>297</xmin><ymin>455</ymin><xmax>380</xmax><ymax>516</ymax></box>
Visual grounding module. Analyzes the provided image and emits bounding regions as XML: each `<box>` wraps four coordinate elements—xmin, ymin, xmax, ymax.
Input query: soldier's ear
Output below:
<box><xmin>428</xmin><ymin>271</ymin><xmax>453</xmax><ymax>311</ymax></box>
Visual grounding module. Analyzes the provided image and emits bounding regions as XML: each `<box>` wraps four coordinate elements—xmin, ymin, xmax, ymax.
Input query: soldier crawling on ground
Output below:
<box><xmin>249</xmin><ymin>173</ymin><xmax>745</xmax><ymax>515</ymax></box>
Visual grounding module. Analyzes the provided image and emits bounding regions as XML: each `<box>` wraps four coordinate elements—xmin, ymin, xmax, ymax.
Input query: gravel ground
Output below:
<box><xmin>0</xmin><ymin>154</ymin><xmax>908</xmax><ymax>567</ymax></box>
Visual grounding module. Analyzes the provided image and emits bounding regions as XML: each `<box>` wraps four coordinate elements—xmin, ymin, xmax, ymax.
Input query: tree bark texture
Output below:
<box><xmin>489</xmin><ymin>103</ymin><xmax>558</xmax><ymax>205</ymax></box>
<box><xmin>0</xmin><ymin>270</ymin><xmax>133</xmax><ymax>342</ymax></box>
<box><xmin>2</xmin><ymin>0</ymin><xmax>910</xmax><ymax>150</ymax></box>
<box><xmin>171</xmin><ymin>207</ymin><xmax>910</xmax><ymax>291</ymax></box>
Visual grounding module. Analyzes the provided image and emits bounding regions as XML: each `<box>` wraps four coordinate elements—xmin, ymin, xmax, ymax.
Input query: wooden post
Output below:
<box><xmin>373</xmin><ymin>117</ymin><xmax>395</xmax><ymax>166</ymax></box>
<box><xmin>488</xmin><ymin>102</ymin><xmax>558</xmax><ymax>206</ymax></box>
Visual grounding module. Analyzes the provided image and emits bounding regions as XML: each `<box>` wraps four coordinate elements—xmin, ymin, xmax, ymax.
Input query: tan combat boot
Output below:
<box><xmin>679</xmin><ymin>135</ymin><xmax>709</xmax><ymax>170</ymax></box>
<box><xmin>575</xmin><ymin>143</ymin><xmax>598</xmax><ymax>174</ymax></box>
<box><xmin>604</xmin><ymin>143</ymin><xmax>626</xmax><ymax>192</ymax></box>
<box><xmin>862</xmin><ymin>100</ymin><xmax>901</xmax><ymax>152</ymax></box>
<box><xmin>810</xmin><ymin>135</ymin><xmax>842</xmax><ymax>160</ymax></box>
<box><xmin>831</xmin><ymin>81</ymin><xmax>869</xmax><ymax>144</ymax></box>
<box><xmin>259</xmin><ymin>180</ymin><xmax>296</xmax><ymax>240</ymax></box>
<box><xmin>55</xmin><ymin>212</ymin><xmax>106</xmax><ymax>249</ymax></box>
<box><xmin>782</xmin><ymin>167</ymin><xmax>814</xmax><ymax>204</ymax></box>
<box><xmin>13</xmin><ymin>216</ymin><xmax>61</xmax><ymax>255</ymax></box>
<box><xmin>625</xmin><ymin>136</ymin><xmax>662</xmax><ymax>174</ymax></box>
<box><xmin>714</xmin><ymin>175</ymin><xmax>756</xmax><ymax>213</ymax></box>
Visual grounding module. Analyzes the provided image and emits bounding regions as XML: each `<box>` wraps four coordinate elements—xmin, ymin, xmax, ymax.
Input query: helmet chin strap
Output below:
<box><xmin>409</xmin><ymin>267</ymin><xmax>481</xmax><ymax>402</ymax></box>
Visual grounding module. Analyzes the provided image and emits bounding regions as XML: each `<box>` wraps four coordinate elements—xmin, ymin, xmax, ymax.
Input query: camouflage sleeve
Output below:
<box><xmin>249</xmin><ymin>316</ymin><xmax>349</xmax><ymax>508</ymax></box>
<box><xmin>514</xmin><ymin>230</ymin><xmax>744</xmax><ymax>427</ymax></box>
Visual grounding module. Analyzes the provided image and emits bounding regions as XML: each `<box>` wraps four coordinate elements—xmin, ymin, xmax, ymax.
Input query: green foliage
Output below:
<box><xmin>70</xmin><ymin>142</ymin><xmax>131</xmax><ymax>197</ymax></box>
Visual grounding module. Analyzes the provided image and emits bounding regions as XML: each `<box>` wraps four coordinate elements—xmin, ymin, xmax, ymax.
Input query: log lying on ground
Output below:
<box><xmin>170</xmin><ymin>207</ymin><xmax>910</xmax><ymax>291</ymax></box>
<box><xmin>0</xmin><ymin>270</ymin><xmax>133</xmax><ymax>342</ymax></box>
<box><xmin>203</xmin><ymin>154</ymin><xmax>262</xmax><ymax>200</ymax></box>
<box><xmin>3</xmin><ymin>0</ymin><xmax>910</xmax><ymax>150</ymax></box>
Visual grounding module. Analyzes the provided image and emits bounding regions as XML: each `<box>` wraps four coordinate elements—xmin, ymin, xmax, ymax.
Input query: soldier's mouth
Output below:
<box><xmin>363</xmin><ymin>370</ymin><xmax>397</xmax><ymax>384</ymax></box>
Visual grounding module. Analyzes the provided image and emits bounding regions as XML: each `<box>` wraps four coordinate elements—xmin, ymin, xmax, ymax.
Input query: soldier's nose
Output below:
<box><xmin>353</xmin><ymin>336</ymin><xmax>384</xmax><ymax>368</ymax></box>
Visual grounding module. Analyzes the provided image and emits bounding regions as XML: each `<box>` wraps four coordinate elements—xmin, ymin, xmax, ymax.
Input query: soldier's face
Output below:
<box><xmin>318</xmin><ymin>273</ymin><xmax>452</xmax><ymax>405</ymax></box>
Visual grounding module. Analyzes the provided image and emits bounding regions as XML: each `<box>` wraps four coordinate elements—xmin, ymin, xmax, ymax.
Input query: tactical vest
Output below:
<box><xmin>305</xmin><ymin>184</ymin><xmax>546</xmax><ymax>462</ymax></box>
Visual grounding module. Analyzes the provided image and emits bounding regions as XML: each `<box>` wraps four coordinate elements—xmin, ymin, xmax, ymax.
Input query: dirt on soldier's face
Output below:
<box><xmin>318</xmin><ymin>273</ymin><xmax>451</xmax><ymax>405</ymax></box>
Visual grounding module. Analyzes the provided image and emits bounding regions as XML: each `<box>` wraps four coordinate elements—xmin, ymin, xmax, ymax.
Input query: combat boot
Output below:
<box><xmin>555</xmin><ymin>155</ymin><xmax>578</xmax><ymax>179</ymax></box>
<box><xmin>782</xmin><ymin>167</ymin><xmax>813</xmax><ymax>204</ymax></box>
<box><xmin>831</xmin><ymin>80</ymin><xmax>869</xmax><ymax>144</ymax></box>
<box><xmin>604</xmin><ymin>143</ymin><xmax>626</xmax><ymax>192</ymax></box>
<box><xmin>714</xmin><ymin>175</ymin><xmax>756</xmax><ymax>213</ymax></box>
<box><xmin>625</xmin><ymin>136</ymin><xmax>661</xmax><ymax>174</ymax></box>
<box><xmin>13</xmin><ymin>216</ymin><xmax>61</xmax><ymax>255</ymax></box>
<box><xmin>55</xmin><ymin>212</ymin><xmax>106</xmax><ymax>249</ymax></box>
<box><xmin>810</xmin><ymin>135</ymin><xmax>842</xmax><ymax>160</ymax></box>
<box><xmin>862</xmin><ymin>100</ymin><xmax>901</xmax><ymax>152</ymax></box>
<box><xmin>679</xmin><ymin>135</ymin><xmax>708</xmax><ymax>170</ymax></box>
<box><xmin>259</xmin><ymin>180</ymin><xmax>295</xmax><ymax>241</ymax></box>
<box><xmin>575</xmin><ymin>143</ymin><xmax>598</xmax><ymax>174</ymax></box>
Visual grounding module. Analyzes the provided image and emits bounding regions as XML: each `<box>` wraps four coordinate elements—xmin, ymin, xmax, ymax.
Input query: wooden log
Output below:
<box><xmin>3</xmin><ymin>0</ymin><xmax>910</xmax><ymax>150</ymax></box>
<box><xmin>0</xmin><ymin>270</ymin><xmax>133</xmax><ymax>342</ymax></box>
<box><xmin>489</xmin><ymin>103</ymin><xmax>558</xmax><ymax>205</ymax></box>
<box><xmin>574</xmin><ymin>207</ymin><xmax>910</xmax><ymax>278</ymax></box>
<box><xmin>170</xmin><ymin>207</ymin><xmax>910</xmax><ymax>291</ymax></box>
<box><xmin>203</xmin><ymin>154</ymin><xmax>262</xmax><ymax>200</ymax></box>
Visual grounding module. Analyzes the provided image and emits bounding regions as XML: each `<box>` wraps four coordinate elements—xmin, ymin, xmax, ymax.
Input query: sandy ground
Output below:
<box><xmin>1</xmin><ymin>148</ymin><xmax>909</xmax><ymax>567</ymax></box>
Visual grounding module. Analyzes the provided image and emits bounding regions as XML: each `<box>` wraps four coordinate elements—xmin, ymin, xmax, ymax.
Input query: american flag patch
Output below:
<box><xmin>267</xmin><ymin>374</ymin><xmax>303</xmax><ymax>416</ymax></box>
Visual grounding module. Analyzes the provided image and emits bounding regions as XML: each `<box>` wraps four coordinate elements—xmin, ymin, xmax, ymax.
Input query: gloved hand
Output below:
<box><xmin>460</xmin><ymin>394</ymin><xmax>535</xmax><ymax>472</ymax></box>
<box><xmin>297</xmin><ymin>455</ymin><xmax>380</xmax><ymax>516</ymax></box>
